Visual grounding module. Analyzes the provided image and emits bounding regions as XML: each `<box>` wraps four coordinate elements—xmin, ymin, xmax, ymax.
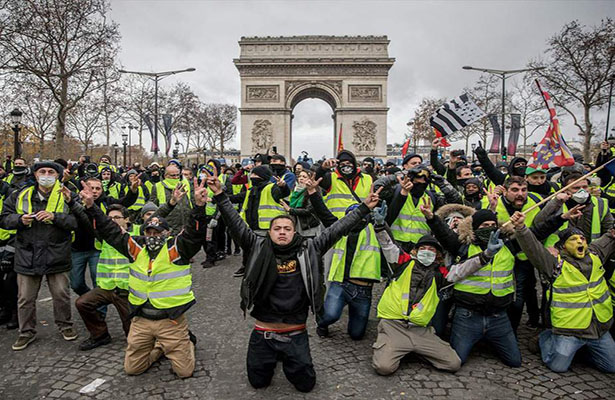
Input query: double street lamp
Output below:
<box><xmin>462</xmin><ymin>65</ymin><xmax>544</xmax><ymax>158</ymax></box>
<box><xmin>173</xmin><ymin>139</ymin><xmax>180</xmax><ymax>159</ymax></box>
<box><xmin>9</xmin><ymin>108</ymin><xmax>23</xmax><ymax>159</ymax></box>
<box><xmin>118</xmin><ymin>68</ymin><xmax>196</xmax><ymax>159</ymax></box>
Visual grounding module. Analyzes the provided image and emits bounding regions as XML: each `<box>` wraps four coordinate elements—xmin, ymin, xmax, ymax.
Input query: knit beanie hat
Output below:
<box><xmin>472</xmin><ymin>209</ymin><xmax>498</xmax><ymax>230</ymax></box>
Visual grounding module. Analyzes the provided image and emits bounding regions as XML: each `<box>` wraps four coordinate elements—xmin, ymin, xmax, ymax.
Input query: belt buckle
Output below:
<box><xmin>263</xmin><ymin>331</ymin><xmax>273</xmax><ymax>340</ymax></box>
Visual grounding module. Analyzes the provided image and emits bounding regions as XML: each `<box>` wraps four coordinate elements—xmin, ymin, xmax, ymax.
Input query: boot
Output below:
<box><xmin>5</xmin><ymin>310</ymin><xmax>17</xmax><ymax>330</ymax></box>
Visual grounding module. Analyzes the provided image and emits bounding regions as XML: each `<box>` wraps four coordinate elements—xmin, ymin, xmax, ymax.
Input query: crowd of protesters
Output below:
<box><xmin>0</xmin><ymin>136</ymin><xmax>614</xmax><ymax>392</ymax></box>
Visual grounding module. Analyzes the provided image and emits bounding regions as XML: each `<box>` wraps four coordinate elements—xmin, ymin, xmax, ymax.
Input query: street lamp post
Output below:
<box><xmin>112</xmin><ymin>143</ymin><xmax>119</xmax><ymax>165</ymax></box>
<box><xmin>122</xmin><ymin>132</ymin><xmax>128</xmax><ymax>168</ymax></box>
<box><xmin>605</xmin><ymin>75</ymin><xmax>615</xmax><ymax>141</ymax></box>
<box><xmin>9</xmin><ymin>108</ymin><xmax>23</xmax><ymax>159</ymax></box>
<box><xmin>173</xmin><ymin>139</ymin><xmax>180</xmax><ymax>159</ymax></box>
<box><xmin>122</xmin><ymin>123</ymin><xmax>138</xmax><ymax>166</ymax></box>
<box><xmin>471</xmin><ymin>143</ymin><xmax>476</xmax><ymax>162</ymax></box>
<box><xmin>462</xmin><ymin>65</ymin><xmax>544</xmax><ymax>158</ymax></box>
<box><xmin>118</xmin><ymin>68</ymin><xmax>196</xmax><ymax>160</ymax></box>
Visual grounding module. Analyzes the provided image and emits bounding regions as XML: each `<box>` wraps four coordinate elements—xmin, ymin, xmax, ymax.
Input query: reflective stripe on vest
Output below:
<box><xmin>329</xmin><ymin>224</ymin><xmax>381</xmax><ymax>282</ymax></box>
<box><xmin>324</xmin><ymin>173</ymin><xmax>372</xmax><ymax>219</ymax></box>
<box><xmin>95</xmin><ymin>224</ymin><xmax>140</xmax><ymax>290</ymax></box>
<box><xmin>454</xmin><ymin>244</ymin><xmax>515</xmax><ymax>297</ymax></box>
<box><xmin>123</xmin><ymin>185</ymin><xmax>147</xmax><ymax>210</ymax></box>
<box><xmin>549</xmin><ymin>253</ymin><xmax>613</xmax><ymax>330</ymax></box>
<box><xmin>377</xmin><ymin>260</ymin><xmax>439</xmax><ymax>325</ymax></box>
<box><xmin>390</xmin><ymin>192</ymin><xmax>432</xmax><ymax>244</ymax></box>
<box><xmin>240</xmin><ymin>183</ymin><xmax>285</xmax><ymax>229</ymax></box>
<box><xmin>127</xmin><ymin>243</ymin><xmax>195</xmax><ymax>309</ymax></box>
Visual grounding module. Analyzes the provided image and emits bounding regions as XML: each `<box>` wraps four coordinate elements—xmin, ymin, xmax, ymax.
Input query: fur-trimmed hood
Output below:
<box><xmin>456</xmin><ymin>210</ymin><xmax>516</xmax><ymax>245</ymax></box>
<box><xmin>435</xmin><ymin>204</ymin><xmax>475</xmax><ymax>220</ymax></box>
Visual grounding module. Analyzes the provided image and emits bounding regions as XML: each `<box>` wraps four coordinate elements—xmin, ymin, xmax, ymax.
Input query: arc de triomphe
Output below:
<box><xmin>234</xmin><ymin>36</ymin><xmax>395</xmax><ymax>160</ymax></box>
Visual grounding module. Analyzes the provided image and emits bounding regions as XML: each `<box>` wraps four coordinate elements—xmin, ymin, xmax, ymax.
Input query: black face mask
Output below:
<box><xmin>145</xmin><ymin>235</ymin><xmax>166</xmax><ymax>256</ymax></box>
<box><xmin>270</xmin><ymin>164</ymin><xmax>286</xmax><ymax>177</ymax></box>
<box><xmin>475</xmin><ymin>226</ymin><xmax>497</xmax><ymax>246</ymax></box>
<box><xmin>410</xmin><ymin>182</ymin><xmax>428</xmax><ymax>197</ymax></box>
<box><xmin>13</xmin><ymin>165</ymin><xmax>27</xmax><ymax>175</ymax></box>
<box><xmin>512</xmin><ymin>165</ymin><xmax>526</xmax><ymax>177</ymax></box>
<box><xmin>527</xmin><ymin>182</ymin><xmax>551</xmax><ymax>197</ymax></box>
<box><xmin>250</xmin><ymin>177</ymin><xmax>265</xmax><ymax>187</ymax></box>
<box><xmin>464</xmin><ymin>190</ymin><xmax>480</xmax><ymax>202</ymax></box>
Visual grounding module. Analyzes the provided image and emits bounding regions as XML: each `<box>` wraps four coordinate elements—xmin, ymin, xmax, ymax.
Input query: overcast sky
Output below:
<box><xmin>110</xmin><ymin>0</ymin><xmax>614</xmax><ymax>159</ymax></box>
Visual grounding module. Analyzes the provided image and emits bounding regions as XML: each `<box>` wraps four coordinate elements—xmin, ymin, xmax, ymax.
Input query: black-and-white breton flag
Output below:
<box><xmin>429</xmin><ymin>93</ymin><xmax>486</xmax><ymax>137</ymax></box>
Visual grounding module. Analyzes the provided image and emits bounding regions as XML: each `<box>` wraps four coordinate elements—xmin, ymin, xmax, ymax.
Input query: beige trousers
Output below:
<box><xmin>124</xmin><ymin>314</ymin><xmax>195</xmax><ymax>378</ymax></box>
<box><xmin>372</xmin><ymin>319</ymin><xmax>461</xmax><ymax>375</ymax></box>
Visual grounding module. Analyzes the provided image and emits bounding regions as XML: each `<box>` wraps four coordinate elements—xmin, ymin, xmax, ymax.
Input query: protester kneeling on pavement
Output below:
<box><xmin>80</xmin><ymin>178</ymin><xmax>209</xmax><ymax>378</ymax></box>
<box><xmin>371</xmin><ymin>201</ymin><xmax>506</xmax><ymax>374</ymax></box>
<box><xmin>512</xmin><ymin>211</ymin><xmax>615</xmax><ymax>373</ymax></box>
<box><xmin>206</xmin><ymin>170</ymin><xmax>382</xmax><ymax>393</ymax></box>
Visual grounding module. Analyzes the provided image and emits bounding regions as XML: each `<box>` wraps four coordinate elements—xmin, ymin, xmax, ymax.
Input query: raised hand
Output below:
<box><xmin>510</xmin><ymin>211</ymin><xmax>526</xmax><ymax>229</ymax></box>
<box><xmin>60</xmin><ymin>186</ymin><xmax>72</xmax><ymax>203</ymax></box>
<box><xmin>79</xmin><ymin>185</ymin><xmax>95</xmax><ymax>208</ymax></box>
<box><xmin>62</xmin><ymin>168</ymin><xmax>71</xmax><ymax>183</ymax></box>
<box><xmin>484</xmin><ymin>229</ymin><xmax>503</xmax><ymax>258</ymax></box>
<box><xmin>193</xmin><ymin>177</ymin><xmax>209</xmax><ymax>207</ymax></box>
<box><xmin>305</xmin><ymin>177</ymin><xmax>322</xmax><ymax>195</ymax></box>
<box><xmin>280</xmin><ymin>199</ymin><xmax>291</xmax><ymax>212</ymax></box>
<box><xmin>371</xmin><ymin>200</ymin><xmax>388</xmax><ymax>225</ymax></box>
<box><xmin>274</xmin><ymin>175</ymin><xmax>286</xmax><ymax>187</ymax></box>
<box><xmin>129</xmin><ymin>173</ymin><xmax>142</xmax><ymax>193</ymax></box>
<box><xmin>204</xmin><ymin>174</ymin><xmax>222</xmax><ymax>196</ymax></box>
<box><xmin>419</xmin><ymin>195</ymin><xmax>433</xmax><ymax>219</ymax></box>
<box><xmin>556</xmin><ymin>191</ymin><xmax>571</xmax><ymax>202</ymax></box>
<box><xmin>170</xmin><ymin>182</ymin><xmax>186</xmax><ymax>206</ymax></box>
<box><xmin>363</xmin><ymin>186</ymin><xmax>383</xmax><ymax>209</ymax></box>
<box><xmin>397</xmin><ymin>175</ymin><xmax>413</xmax><ymax>196</ymax></box>
<box><xmin>321</xmin><ymin>158</ymin><xmax>337</xmax><ymax>170</ymax></box>
<box><xmin>484</xmin><ymin>186</ymin><xmax>499</xmax><ymax>211</ymax></box>
<box><xmin>431</xmin><ymin>138</ymin><xmax>441</xmax><ymax>150</ymax></box>
<box><xmin>562</xmin><ymin>204</ymin><xmax>585</xmax><ymax>220</ymax></box>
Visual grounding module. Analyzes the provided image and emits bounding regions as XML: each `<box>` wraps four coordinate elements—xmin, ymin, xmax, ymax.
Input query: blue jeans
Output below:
<box><xmin>70</xmin><ymin>250</ymin><xmax>100</xmax><ymax>296</ymax></box>
<box><xmin>539</xmin><ymin>330</ymin><xmax>615</xmax><ymax>373</ymax></box>
<box><xmin>450</xmin><ymin>306</ymin><xmax>521</xmax><ymax>367</ymax></box>
<box><xmin>318</xmin><ymin>281</ymin><xmax>372</xmax><ymax>340</ymax></box>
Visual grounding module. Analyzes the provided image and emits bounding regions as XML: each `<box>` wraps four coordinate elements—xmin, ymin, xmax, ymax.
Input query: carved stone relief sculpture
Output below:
<box><xmin>352</xmin><ymin>118</ymin><xmax>377</xmax><ymax>152</ymax></box>
<box><xmin>251</xmin><ymin>119</ymin><xmax>274</xmax><ymax>153</ymax></box>
<box><xmin>247</xmin><ymin>85</ymin><xmax>279</xmax><ymax>102</ymax></box>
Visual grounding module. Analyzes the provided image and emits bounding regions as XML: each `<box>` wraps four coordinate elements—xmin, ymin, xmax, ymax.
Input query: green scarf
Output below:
<box><xmin>289</xmin><ymin>187</ymin><xmax>306</xmax><ymax>208</ymax></box>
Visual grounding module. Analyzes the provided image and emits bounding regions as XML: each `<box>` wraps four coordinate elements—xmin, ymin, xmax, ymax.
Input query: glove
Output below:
<box><xmin>431</xmin><ymin>174</ymin><xmax>444</xmax><ymax>183</ymax></box>
<box><xmin>484</xmin><ymin>229</ymin><xmax>503</xmax><ymax>258</ymax></box>
<box><xmin>474</xmin><ymin>141</ymin><xmax>487</xmax><ymax>157</ymax></box>
<box><xmin>371</xmin><ymin>200</ymin><xmax>388</xmax><ymax>226</ymax></box>
<box><xmin>208</xmin><ymin>219</ymin><xmax>218</xmax><ymax>229</ymax></box>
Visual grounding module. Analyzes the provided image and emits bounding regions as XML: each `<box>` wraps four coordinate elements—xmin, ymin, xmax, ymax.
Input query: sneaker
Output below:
<box><xmin>316</xmin><ymin>326</ymin><xmax>329</xmax><ymax>338</ymax></box>
<box><xmin>233</xmin><ymin>249</ymin><xmax>241</xmax><ymax>256</ymax></box>
<box><xmin>226</xmin><ymin>248</ymin><xmax>232</xmax><ymax>256</ymax></box>
<box><xmin>12</xmin><ymin>334</ymin><xmax>36</xmax><ymax>351</ymax></box>
<box><xmin>528</xmin><ymin>334</ymin><xmax>540</xmax><ymax>355</ymax></box>
<box><xmin>201</xmin><ymin>260</ymin><xmax>215</xmax><ymax>269</ymax></box>
<box><xmin>78</xmin><ymin>333</ymin><xmax>111</xmax><ymax>351</ymax></box>
<box><xmin>233</xmin><ymin>267</ymin><xmax>245</xmax><ymax>278</ymax></box>
<box><xmin>189</xmin><ymin>330</ymin><xmax>197</xmax><ymax>346</ymax></box>
<box><xmin>61</xmin><ymin>327</ymin><xmax>78</xmax><ymax>341</ymax></box>
<box><xmin>216</xmin><ymin>251</ymin><xmax>226</xmax><ymax>261</ymax></box>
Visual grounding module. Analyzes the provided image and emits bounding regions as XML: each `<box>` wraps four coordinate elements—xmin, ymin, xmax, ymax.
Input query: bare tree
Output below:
<box><xmin>510</xmin><ymin>78</ymin><xmax>549</xmax><ymax>158</ymax></box>
<box><xmin>121</xmin><ymin>74</ymin><xmax>153</xmax><ymax>149</ymax></box>
<box><xmin>201</xmin><ymin>104</ymin><xmax>237</xmax><ymax>157</ymax></box>
<box><xmin>67</xmin><ymin>95</ymin><xmax>103</xmax><ymax>154</ymax></box>
<box><xmin>0</xmin><ymin>0</ymin><xmax>120</xmax><ymax>156</ymax></box>
<box><xmin>528</xmin><ymin>19</ymin><xmax>615</xmax><ymax>160</ymax></box>
<box><xmin>409</xmin><ymin>97</ymin><xmax>446</xmax><ymax>151</ymax></box>
<box><xmin>460</xmin><ymin>74</ymin><xmax>502</xmax><ymax>148</ymax></box>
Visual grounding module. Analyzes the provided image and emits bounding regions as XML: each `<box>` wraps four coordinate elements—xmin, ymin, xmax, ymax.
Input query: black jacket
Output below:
<box><xmin>214</xmin><ymin>192</ymin><xmax>371</xmax><ymax>318</ymax></box>
<box><xmin>0</xmin><ymin>185</ymin><xmax>78</xmax><ymax>275</ymax></box>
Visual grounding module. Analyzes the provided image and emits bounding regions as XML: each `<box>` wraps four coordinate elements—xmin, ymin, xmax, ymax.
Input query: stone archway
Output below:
<box><xmin>234</xmin><ymin>36</ymin><xmax>395</xmax><ymax>160</ymax></box>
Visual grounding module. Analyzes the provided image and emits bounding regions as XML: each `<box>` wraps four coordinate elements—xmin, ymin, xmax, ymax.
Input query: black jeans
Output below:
<box><xmin>246</xmin><ymin>329</ymin><xmax>316</xmax><ymax>393</ymax></box>
<box><xmin>507</xmin><ymin>259</ymin><xmax>539</xmax><ymax>331</ymax></box>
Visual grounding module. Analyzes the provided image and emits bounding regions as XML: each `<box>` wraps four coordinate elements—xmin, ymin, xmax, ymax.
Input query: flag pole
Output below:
<box><xmin>500</xmin><ymin>158</ymin><xmax>615</xmax><ymax>228</ymax></box>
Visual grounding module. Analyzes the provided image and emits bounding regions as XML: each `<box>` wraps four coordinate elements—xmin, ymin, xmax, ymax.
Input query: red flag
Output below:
<box><xmin>401</xmin><ymin>137</ymin><xmax>411</xmax><ymax>157</ymax></box>
<box><xmin>434</xmin><ymin>128</ymin><xmax>451</xmax><ymax>147</ymax></box>
<box><xmin>337</xmin><ymin>123</ymin><xmax>344</xmax><ymax>153</ymax></box>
